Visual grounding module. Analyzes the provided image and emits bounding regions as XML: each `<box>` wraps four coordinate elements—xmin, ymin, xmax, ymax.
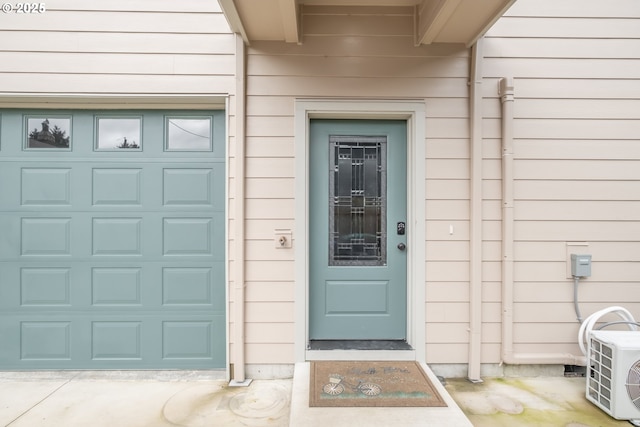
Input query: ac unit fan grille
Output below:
<box><xmin>627</xmin><ymin>360</ymin><xmax>640</xmax><ymax>410</ymax></box>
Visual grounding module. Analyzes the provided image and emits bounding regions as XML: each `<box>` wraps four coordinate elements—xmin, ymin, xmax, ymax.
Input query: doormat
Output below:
<box><xmin>309</xmin><ymin>361</ymin><xmax>447</xmax><ymax>407</ymax></box>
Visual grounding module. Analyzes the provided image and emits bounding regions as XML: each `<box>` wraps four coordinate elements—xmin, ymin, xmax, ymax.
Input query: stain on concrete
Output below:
<box><xmin>446</xmin><ymin>377</ymin><xmax>629</xmax><ymax>427</ymax></box>
<box><xmin>162</xmin><ymin>380</ymin><xmax>291</xmax><ymax>427</ymax></box>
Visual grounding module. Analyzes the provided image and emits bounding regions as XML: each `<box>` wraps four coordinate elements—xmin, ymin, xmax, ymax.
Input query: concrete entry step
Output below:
<box><xmin>290</xmin><ymin>362</ymin><xmax>473</xmax><ymax>427</ymax></box>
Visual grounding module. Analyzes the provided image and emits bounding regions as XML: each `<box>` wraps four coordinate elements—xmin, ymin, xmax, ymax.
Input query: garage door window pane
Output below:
<box><xmin>95</xmin><ymin>117</ymin><xmax>142</xmax><ymax>150</ymax></box>
<box><xmin>165</xmin><ymin>117</ymin><xmax>212</xmax><ymax>151</ymax></box>
<box><xmin>25</xmin><ymin>116</ymin><xmax>71</xmax><ymax>150</ymax></box>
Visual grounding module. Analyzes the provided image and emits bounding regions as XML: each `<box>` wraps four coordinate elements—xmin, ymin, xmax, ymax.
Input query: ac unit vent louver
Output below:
<box><xmin>587</xmin><ymin>330</ymin><xmax>640</xmax><ymax>422</ymax></box>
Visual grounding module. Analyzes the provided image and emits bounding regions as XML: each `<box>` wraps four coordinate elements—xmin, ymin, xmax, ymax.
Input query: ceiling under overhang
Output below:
<box><xmin>219</xmin><ymin>0</ymin><xmax>516</xmax><ymax>47</ymax></box>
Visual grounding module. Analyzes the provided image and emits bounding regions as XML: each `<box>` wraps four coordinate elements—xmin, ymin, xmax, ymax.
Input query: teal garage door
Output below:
<box><xmin>0</xmin><ymin>110</ymin><xmax>226</xmax><ymax>369</ymax></box>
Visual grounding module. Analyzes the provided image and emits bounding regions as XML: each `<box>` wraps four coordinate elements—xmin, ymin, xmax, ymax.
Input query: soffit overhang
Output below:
<box><xmin>219</xmin><ymin>0</ymin><xmax>516</xmax><ymax>47</ymax></box>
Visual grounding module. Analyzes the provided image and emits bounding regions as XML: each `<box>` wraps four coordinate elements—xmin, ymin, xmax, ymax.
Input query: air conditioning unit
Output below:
<box><xmin>587</xmin><ymin>330</ymin><xmax>640</xmax><ymax>422</ymax></box>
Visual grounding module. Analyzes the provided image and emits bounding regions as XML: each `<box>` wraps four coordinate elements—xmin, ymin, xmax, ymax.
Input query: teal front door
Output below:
<box><xmin>310</xmin><ymin>120</ymin><xmax>407</xmax><ymax>340</ymax></box>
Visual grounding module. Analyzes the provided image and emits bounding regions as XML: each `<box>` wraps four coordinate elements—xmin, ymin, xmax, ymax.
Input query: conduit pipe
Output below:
<box><xmin>230</xmin><ymin>34</ymin><xmax>251</xmax><ymax>386</ymax></box>
<box><xmin>467</xmin><ymin>38</ymin><xmax>484</xmax><ymax>383</ymax></box>
<box><xmin>498</xmin><ymin>78</ymin><xmax>586</xmax><ymax>367</ymax></box>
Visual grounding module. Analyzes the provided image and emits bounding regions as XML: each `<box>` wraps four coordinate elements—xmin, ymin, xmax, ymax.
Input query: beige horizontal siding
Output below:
<box><xmin>246</xmin><ymin>116</ymin><xmax>294</xmax><ymax>137</ymax></box>
<box><xmin>485</xmin><ymin>38</ymin><xmax>640</xmax><ymax>60</ymax></box>
<box><xmin>243</xmin><ymin>302</ymin><xmax>294</xmax><ymax>323</ymax></box>
<box><xmin>426</xmin><ymin>324</ymin><xmax>472</xmax><ymax>344</ymax></box>
<box><xmin>426</xmin><ymin>262</ymin><xmax>470</xmax><ymax>282</ymax></box>
<box><xmin>245</xmin><ymin>220</ymin><xmax>295</xmax><ymax>239</ymax></box>
<box><xmin>0</xmin><ymin>52</ymin><xmax>234</xmax><ymax>75</ymax></box>
<box><xmin>515</xmin><ymin>160</ymin><xmax>640</xmax><ymax>180</ymax></box>
<box><xmin>426</xmin><ymin>282</ymin><xmax>470</xmax><ymax>301</ymax></box>
<box><xmin>0</xmin><ymin>31</ymin><xmax>236</xmax><ymax>54</ymax></box>
<box><xmin>483</xmin><ymin>282</ymin><xmax>502</xmax><ymax>302</ymax></box>
<box><xmin>488</xmin><ymin>17</ymin><xmax>640</xmax><ymax>38</ymax></box>
<box><xmin>245</xmin><ymin>282</ymin><xmax>294</xmax><ymax>302</ymax></box>
<box><xmin>0</xmin><ymin>3</ymin><xmax>233</xmax><ymax>95</ymax></box>
<box><xmin>516</xmin><ymin>282</ymin><xmax>640</xmax><ymax>303</ymax></box>
<box><xmin>479</xmin><ymin>0</ymin><xmax>640</xmax><ymax>365</ymax></box>
<box><xmin>0</xmin><ymin>11</ymin><xmax>229</xmax><ymax>33</ymax></box>
<box><xmin>427</xmin><ymin>344</ymin><xmax>469</xmax><ymax>364</ymax></box>
<box><xmin>426</xmin><ymin>139</ymin><xmax>469</xmax><ymax>158</ymax></box>
<box><xmin>514</xmin><ymin>262</ymin><xmax>640</xmax><ymax>282</ymax></box>
<box><xmin>426</xmin><ymin>180</ymin><xmax>469</xmax><ymax>199</ymax></box>
<box><xmin>245</xmin><ymin>138</ymin><xmax>294</xmax><ymax>157</ymax></box>
<box><xmin>246</xmin><ymin>96</ymin><xmax>294</xmax><ymax>116</ymax></box>
<box><xmin>247</xmin><ymin>76</ymin><xmax>468</xmax><ymax>98</ymax></box>
<box><xmin>485</xmin><ymin>58</ymin><xmax>640</xmax><ymax>79</ymax></box>
<box><xmin>517</xmin><ymin>99</ymin><xmax>640</xmax><ymax>119</ymax></box>
<box><xmin>427</xmin><ymin>201</ymin><xmax>470</xmax><ymax>220</ymax></box>
<box><xmin>0</xmin><ymin>74</ymin><xmax>233</xmax><ymax>94</ymax></box>
<box><xmin>481</xmin><ymin>243</ymin><xmax>502</xmax><ymax>264</ymax></box>
<box><xmin>425</xmin><ymin>178</ymin><xmax>469</xmax><ymax>200</ymax></box>
<box><xmin>425</xmin><ymin>159</ymin><xmax>470</xmax><ymax>179</ymax></box>
<box><xmin>515</xmin><ymin>119</ymin><xmax>640</xmax><ymax>139</ymax></box>
<box><xmin>244</xmin><ymin>261</ymin><xmax>294</xmax><ymax>282</ymax></box>
<box><xmin>515</xmin><ymin>201</ymin><xmax>640</xmax><ymax>221</ymax></box>
<box><xmin>243</xmin><ymin>344</ymin><xmax>294</xmax><ymax>364</ymax></box>
<box><xmin>245</xmin><ymin>323</ymin><xmax>295</xmax><ymax>344</ymax></box>
<box><xmin>504</xmin><ymin>78</ymin><xmax>640</xmax><ymax>99</ymax></box>
<box><xmin>515</xmin><ymin>221</ymin><xmax>640</xmax><ymax>241</ymax></box>
<box><xmin>245</xmin><ymin>200</ymin><xmax>295</xmax><ymax>220</ymax></box>
<box><xmin>244</xmin><ymin>158</ymin><xmax>294</xmax><ymax>178</ymax></box>
<box><xmin>516</xmin><ymin>140</ymin><xmax>640</xmax><ymax>159</ymax></box>
<box><xmin>247</xmin><ymin>55</ymin><xmax>470</xmax><ymax>78</ymax></box>
<box><xmin>505</xmin><ymin>0</ymin><xmax>640</xmax><ymax>18</ymax></box>
<box><xmin>513</xmin><ymin>323</ymin><xmax>582</xmax><ymax>343</ymax></box>
<box><xmin>426</xmin><ymin>221</ymin><xmax>469</xmax><ymax>241</ymax></box>
<box><xmin>246</xmin><ymin>178</ymin><xmax>294</xmax><ymax>199</ymax></box>
<box><xmin>42</xmin><ymin>0</ymin><xmax>223</xmax><ymax>12</ymax></box>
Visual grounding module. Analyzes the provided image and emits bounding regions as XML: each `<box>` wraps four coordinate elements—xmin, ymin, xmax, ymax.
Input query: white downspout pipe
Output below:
<box><xmin>468</xmin><ymin>38</ymin><xmax>484</xmax><ymax>382</ymax></box>
<box><xmin>230</xmin><ymin>34</ymin><xmax>251</xmax><ymax>386</ymax></box>
<box><xmin>499</xmin><ymin>78</ymin><xmax>586</xmax><ymax>367</ymax></box>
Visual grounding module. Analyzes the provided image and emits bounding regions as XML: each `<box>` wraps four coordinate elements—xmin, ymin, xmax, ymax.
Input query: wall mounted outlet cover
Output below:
<box><xmin>274</xmin><ymin>229</ymin><xmax>292</xmax><ymax>249</ymax></box>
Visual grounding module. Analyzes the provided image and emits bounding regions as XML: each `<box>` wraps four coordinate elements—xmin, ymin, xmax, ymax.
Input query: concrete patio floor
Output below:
<box><xmin>0</xmin><ymin>365</ymin><xmax>633</xmax><ymax>426</ymax></box>
<box><xmin>445</xmin><ymin>376</ymin><xmax>632</xmax><ymax>427</ymax></box>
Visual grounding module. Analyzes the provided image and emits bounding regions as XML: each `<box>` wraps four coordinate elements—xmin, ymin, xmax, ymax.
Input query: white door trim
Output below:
<box><xmin>294</xmin><ymin>99</ymin><xmax>426</xmax><ymax>362</ymax></box>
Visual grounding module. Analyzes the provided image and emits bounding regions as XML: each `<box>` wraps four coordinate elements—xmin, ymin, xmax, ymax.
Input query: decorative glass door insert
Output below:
<box><xmin>329</xmin><ymin>135</ymin><xmax>386</xmax><ymax>266</ymax></box>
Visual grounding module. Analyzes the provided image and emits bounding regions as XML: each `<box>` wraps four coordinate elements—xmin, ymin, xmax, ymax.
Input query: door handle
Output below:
<box><xmin>397</xmin><ymin>243</ymin><xmax>406</xmax><ymax>251</ymax></box>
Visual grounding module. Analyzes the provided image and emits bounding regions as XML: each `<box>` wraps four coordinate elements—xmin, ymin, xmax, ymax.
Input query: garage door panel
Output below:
<box><xmin>2</xmin><ymin>213</ymin><xmax>223</xmax><ymax>261</ymax></box>
<box><xmin>92</xmin><ymin>267</ymin><xmax>142</xmax><ymax>305</ymax></box>
<box><xmin>92</xmin><ymin>217</ymin><xmax>143</xmax><ymax>256</ymax></box>
<box><xmin>92</xmin><ymin>321</ymin><xmax>142</xmax><ymax>360</ymax></box>
<box><xmin>2</xmin><ymin>261</ymin><xmax>225</xmax><ymax>309</ymax></box>
<box><xmin>21</xmin><ymin>267</ymin><xmax>72</xmax><ymax>306</ymax></box>
<box><xmin>0</xmin><ymin>313</ymin><xmax>225</xmax><ymax>368</ymax></box>
<box><xmin>21</xmin><ymin>217</ymin><xmax>72</xmax><ymax>256</ymax></box>
<box><xmin>21</xmin><ymin>321</ymin><xmax>72</xmax><ymax>361</ymax></box>
<box><xmin>92</xmin><ymin>168</ymin><xmax>143</xmax><ymax>206</ymax></box>
<box><xmin>21</xmin><ymin>167</ymin><xmax>72</xmax><ymax>206</ymax></box>
<box><xmin>0</xmin><ymin>162</ymin><xmax>225</xmax><ymax>211</ymax></box>
<box><xmin>0</xmin><ymin>109</ymin><xmax>226</xmax><ymax>369</ymax></box>
<box><xmin>163</xmin><ymin>168</ymin><xmax>213</xmax><ymax>206</ymax></box>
